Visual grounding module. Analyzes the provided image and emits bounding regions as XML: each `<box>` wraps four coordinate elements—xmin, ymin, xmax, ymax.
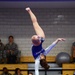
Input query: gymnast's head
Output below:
<box><xmin>31</xmin><ymin>35</ymin><xmax>41</xmax><ymax>46</ymax></box>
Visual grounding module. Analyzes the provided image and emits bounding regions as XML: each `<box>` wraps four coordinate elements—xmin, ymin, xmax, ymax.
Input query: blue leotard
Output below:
<box><xmin>32</xmin><ymin>38</ymin><xmax>45</xmax><ymax>59</ymax></box>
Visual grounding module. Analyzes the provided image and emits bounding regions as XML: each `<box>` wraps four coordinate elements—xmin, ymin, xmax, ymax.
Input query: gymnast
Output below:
<box><xmin>26</xmin><ymin>7</ymin><xmax>65</xmax><ymax>75</ymax></box>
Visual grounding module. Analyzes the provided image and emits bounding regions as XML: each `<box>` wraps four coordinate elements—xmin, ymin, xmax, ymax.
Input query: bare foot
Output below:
<box><xmin>26</xmin><ymin>7</ymin><xmax>30</xmax><ymax>11</ymax></box>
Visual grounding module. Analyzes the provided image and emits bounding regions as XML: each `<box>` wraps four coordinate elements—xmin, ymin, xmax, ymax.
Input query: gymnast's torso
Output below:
<box><xmin>32</xmin><ymin>38</ymin><xmax>45</xmax><ymax>59</ymax></box>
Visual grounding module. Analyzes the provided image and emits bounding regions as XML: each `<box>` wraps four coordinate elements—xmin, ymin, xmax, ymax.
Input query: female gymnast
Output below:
<box><xmin>26</xmin><ymin>7</ymin><xmax>65</xmax><ymax>75</ymax></box>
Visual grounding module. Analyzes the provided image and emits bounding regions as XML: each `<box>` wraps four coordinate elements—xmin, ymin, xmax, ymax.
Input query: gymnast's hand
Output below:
<box><xmin>57</xmin><ymin>38</ymin><xmax>66</xmax><ymax>41</ymax></box>
<box><xmin>53</xmin><ymin>38</ymin><xmax>66</xmax><ymax>44</ymax></box>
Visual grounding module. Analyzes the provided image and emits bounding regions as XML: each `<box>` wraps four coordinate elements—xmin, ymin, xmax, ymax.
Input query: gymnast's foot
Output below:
<box><xmin>26</xmin><ymin>7</ymin><xmax>30</xmax><ymax>11</ymax></box>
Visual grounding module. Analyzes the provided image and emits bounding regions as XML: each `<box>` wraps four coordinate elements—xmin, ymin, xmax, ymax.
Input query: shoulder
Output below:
<box><xmin>41</xmin><ymin>37</ymin><xmax>45</xmax><ymax>42</ymax></box>
<box><xmin>5</xmin><ymin>43</ymin><xmax>9</xmax><ymax>46</ymax></box>
<box><xmin>13</xmin><ymin>42</ymin><xmax>17</xmax><ymax>45</ymax></box>
<box><xmin>72</xmin><ymin>42</ymin><xmax>75</xmax><ymax>46</ymax></box>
